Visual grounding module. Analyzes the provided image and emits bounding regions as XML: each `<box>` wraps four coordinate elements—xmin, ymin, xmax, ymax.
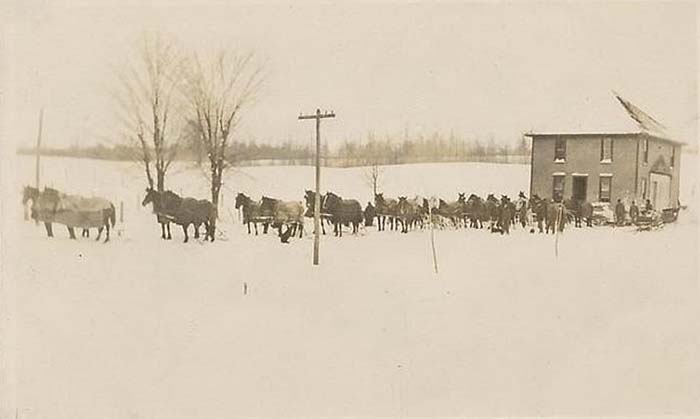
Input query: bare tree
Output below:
<box><xmin>182</xmin><ymin>49</ymin><xmax>264</xmax><ymax>235</ymax></box>
<box><xmin>364</xmin><ymin>161</ymin><xmax>384</xmax><ymax>197</ymax></box>
<box><xmin>115</xmin><ymin>33</ymin><xmax>186</xmax><ymax>192</ymax></box>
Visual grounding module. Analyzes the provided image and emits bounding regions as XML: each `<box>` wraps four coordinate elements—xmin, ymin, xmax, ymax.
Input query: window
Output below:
<box><xmin>643</xmin><ymin>139</ymin><xmax>649</xmax><ymax>162</ymax></box>
<box><xmin>641</xmin><ymin>177</ymin><xmax>648</xmax><ymax>199</ymax></box>
<box><xmin>554</xmin><ymin>138</ymin><xmax>566</xmax><ymax>162</ymax></box>
<box><xmin>600</xmin><ymin>137</ymin><xmax>613</xmax><ymax>162</ymax></box>
<box><xmin>599</xmin><ymin>176</ymin><xmax>612</xmax><ymax>202</ymax></box>
<box><xmin>552</xmin><ymin>175</ymin><xmax>565</xmax><ymax>202</ymax></box>
<box><xmin>671</xmin><ymin>146</ymin><xmax>676</xmax><ymax>168</ymax></box>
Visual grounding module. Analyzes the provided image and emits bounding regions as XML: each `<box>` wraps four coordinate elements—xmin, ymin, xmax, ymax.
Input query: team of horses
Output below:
<box><xmin>234</xmin><ymin>190</ymin><xmax>582</xmax><ymax>242</ymax></box>
<box><xmin>23</xmin><ymin>184</ymin><xmax>584</xmax><ymax>244</ymax></box>
<box><xmin>22</xmin><ymin>186</ymin><xmax>117</xmax><ymax>242</ymax></box>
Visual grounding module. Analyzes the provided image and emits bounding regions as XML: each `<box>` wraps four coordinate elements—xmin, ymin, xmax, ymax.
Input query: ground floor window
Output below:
<box><xmin>599</xmin><ymin>176</ymin><xmax>612</xmax><ymax>202</ymax></box>
<box><xmin>641</xmin><ymin>177</ymin><xmax>648</xmax><ymax>199</ymax></box>
<box><xmin>552</xmin><ymin>175</ymin><xmax>565</xmax><ymax>202</ymax></box>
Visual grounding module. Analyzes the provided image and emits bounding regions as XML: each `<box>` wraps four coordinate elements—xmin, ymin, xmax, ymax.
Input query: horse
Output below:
<box><xmin>234</xmin><ymin>193</ymin><xmax>271</xmax><ymax>235</ymax></box>
<box><xmin>374</xmin><ymin>193</ymin><xmax>400</xmax><ymax>231</ymax></box>
<box><xmin>397</xmin><ymin>196</ymin><xmax>424</xmax><ymax>233</ymax></box>
<box><xmin>485</xmin><ymin>194</ymin><xmax>501</xmax><ymax>231</ymax></box>
<box><xmin>260</xmin><ymin>196</ymin><xmax>305</xmax><ymax>239</ymax></box>
<box><xmin>437</xmin><ymin>193</ymin><xmax>466</xmax><ymax>228</ymax></box>
<box><xmin>465</xmin><ymin>194</ymin><xmax>486</xmax><ymax>229</ymax></box>
<box><xmin>303</xmin><ymin>190</ymin><xmax>333</xmax><ymax>235</ymax></box>
<box><xmin>24</xmin><ymin>186</ymin><xmax>116</xmax><ymax>242</ymax></box>
<box><xmin>529</xmin><ymin>195</ymin><xmax>547</xmax><ymax>233</ymax></box>
<box><xmin>323</xmin><ymin>191</ymin><xmax>363</xmax><ymax>237</ymax></box>
<box><xmin>422</xmin><ymin>198</ymin><xmax>450</xmax><ymax>229</ymax></box>
<box><xmin>142</xmin><ymin>188</ymin><xmax>216</xmax><ymax>242</ymax></box>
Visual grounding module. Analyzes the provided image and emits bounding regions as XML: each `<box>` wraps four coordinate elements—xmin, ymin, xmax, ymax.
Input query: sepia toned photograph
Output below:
<box><xmin>0</xmin><ymin>1</ymin><xmax>698</xmax><ymax>418</ymax></box>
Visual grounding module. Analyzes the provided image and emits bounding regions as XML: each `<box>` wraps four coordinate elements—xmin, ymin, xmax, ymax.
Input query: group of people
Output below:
<box><xmin>614</xmin><ymin>198</ymin><xmax>654</xmax><ymax>226</ymax></box>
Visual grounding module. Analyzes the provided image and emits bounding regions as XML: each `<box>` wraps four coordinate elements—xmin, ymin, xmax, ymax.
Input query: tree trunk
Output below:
<box><xmin>157</xmin><ymin>169</ymin><xmax>165</xmax><ymax>192</ymax></box>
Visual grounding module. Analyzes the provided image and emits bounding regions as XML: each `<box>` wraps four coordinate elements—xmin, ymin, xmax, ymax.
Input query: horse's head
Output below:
<box><xmin>374</xmin><ymin>193</ymin><xmax>384</xmax><ymax>205</ymax></box>
<box><xmin>234</xmin><ymin>192</ymin><xmax>249</xmax><ymax>209</ymax></box>
<box><xmin>142</xmin><ymin>187</ymin><xmax>158</xmax><ymax>207</ymax></box>
<box><xmin>260</xmin><ymin>196</ymin><xmax>277</xmax><ymax>212</ymax></box>
<box><xmin>457</xmin><ymin>193</ymin><xmax>466</xmax><ymax>203</ymax></box>
<box><xmin>322</xmin><ymin>192</ymin><xmax>341</xmax><ymax>212</ymax></box>
<box><xmin>304</xmin><ymin>190</ymin><xmax>319</xmax><ymax>208</ymax></box>
<box><xmin>22</xmin><ymin>186</ymin><xmax>39</xmax><ymax>205</ymax></box>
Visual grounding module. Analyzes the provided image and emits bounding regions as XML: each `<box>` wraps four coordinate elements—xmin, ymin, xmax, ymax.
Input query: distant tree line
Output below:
<box><xmin>18</xmin><ymin>133</ymin><xmax>531</xmax><ymax>167</ymax></box>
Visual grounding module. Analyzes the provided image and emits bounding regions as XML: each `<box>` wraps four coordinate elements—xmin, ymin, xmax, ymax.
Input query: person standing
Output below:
<box><xmin>629</xmin><ymin>200</ymin><xmax>639</xmax><ymax>224</ymax></box>
<box><xmin>581</xmin><ymin>200</ymin><xmax>593</xmax><ymax>227</ymax></box>
<box><xmin>615</xmin><ymin>199</ymin><xmax>626</xmax><ymax>226</ymax></box>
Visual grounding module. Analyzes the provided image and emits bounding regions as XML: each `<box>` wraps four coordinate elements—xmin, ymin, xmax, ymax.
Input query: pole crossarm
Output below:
<box><xmin>299</xmin><ymin>111</ymin><xmax>336</xmax><ymax>120</ymax></box>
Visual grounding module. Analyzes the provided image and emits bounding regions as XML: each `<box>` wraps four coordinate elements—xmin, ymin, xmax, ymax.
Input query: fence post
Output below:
<box><xmin>119</xmin><ymin>201</ymin><xmax>124</xmax><ymax>223</ymax></box>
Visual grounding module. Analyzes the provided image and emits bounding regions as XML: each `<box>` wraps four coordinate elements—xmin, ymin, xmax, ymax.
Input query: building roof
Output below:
<box><xmin>524</xmin><ymin>92</ymin><xmax>685</xmax><ymax>146</ymax></box>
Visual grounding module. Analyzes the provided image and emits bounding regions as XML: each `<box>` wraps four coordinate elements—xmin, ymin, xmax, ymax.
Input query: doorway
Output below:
<box><xmin>649</xmin><ymin>173</ymin><xmax>671</xmax><ymax>209</ymax></box>
<box><xmin>572</xmin><ymin>176</ymin><xmax>588</xmax><ymax>202</ymax></box>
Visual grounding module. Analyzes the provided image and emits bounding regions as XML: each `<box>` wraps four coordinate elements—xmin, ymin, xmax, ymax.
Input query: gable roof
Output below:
<box><xmin>525</xmin><ymin>92</ymin><xmax>684</xmax><ymax>146</ymax></box>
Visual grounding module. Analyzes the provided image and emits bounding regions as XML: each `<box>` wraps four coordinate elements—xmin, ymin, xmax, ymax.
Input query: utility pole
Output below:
<box><xmin>35</xmin><ymin>108</ymin><xmax>44</xmax><ymax>189</ymax></box>
<box><xmin>299</xmin><ymin>108</ymin><xmax>335</xmax><ymax>266</ymax></box>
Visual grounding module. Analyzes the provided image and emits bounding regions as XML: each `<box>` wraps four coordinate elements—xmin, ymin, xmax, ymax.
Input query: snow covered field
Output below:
<box><xmin>2</xmin><ymin>155</ymin><xmax>699</xmax><ymax>418</ymax></box>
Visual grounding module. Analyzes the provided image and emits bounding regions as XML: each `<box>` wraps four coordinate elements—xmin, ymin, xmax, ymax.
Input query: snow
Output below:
<box><xmin>2</xmin><ymin>154</ymin><xmax>699</xmax><ymax>418</ymax></box>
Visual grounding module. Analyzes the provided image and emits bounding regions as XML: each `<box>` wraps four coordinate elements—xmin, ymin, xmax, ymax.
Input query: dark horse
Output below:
<box><xmin>323</xmin><ymin>191</ymin><xmax>363</xmax><ymax>236</ymax></box>
<box><xmin>374</xmin><ymin>193</ymin><xmax>400</xmax><ymax>231</ymax></box>
<box><xmin>234</xmin><ymin>192</ymin><xmax>271</xmax><ymax>235</ymax></box>
<box><xmin>303</xmin><ymin>190</ymin><xmax>333</xmax><ymax>235</ymax></box>
<box><xmin>23</xmin><ymin>186</ymin><xmax>116</xmax><ymax>242</ymax></box>
<box><xmin>142</xmin><ymin>188</ymin><xmax>216</xmax><ymax>242</ymax></box>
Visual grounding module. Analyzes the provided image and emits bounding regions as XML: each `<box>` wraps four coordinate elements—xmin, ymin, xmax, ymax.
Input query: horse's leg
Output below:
<box><xmin>247</xmin><ymin>221</ymin><xmax>252</xmax><ymax>234</ymax></box>
<box><xmin>254</xmin><ymin>222</ymin><xmax>258</xmax><ymax>235</ymax></box>
<box><xmin>167</xmin><ymin>223</ymin><xmax>172</xmax><ymax>240</ymax></box>
<box><xmin>96</xmin><ymin>226</ymin><xmax>103</xmax><ymax>241</ymax></box>
<box><xmin>44</xmin><ymin>222</ymin><xmax>53</xmax><ymax>238</ymax></box>
<box><xmin>194</xmin><ymin>223</ymin><xmax>200</xmax><ymax>239</ymax></box>
<box><xmin>182</xmin><ymin>224</ymin><xmax>189</xmax><ymax>243</ymax></box>
<box><xmin>104</xmin><ymin>222</ymin><xmax>110</xmax><ymax>243</ymax></box>
<box><xmin>68</xmin><ymin>227</ymin><xmax>77</xmax><ymax>240</ymax></box>
<box><xmin>298</xmin><ymin>222</ymin><xmax>304</xmax><ymax>238</ymax></box>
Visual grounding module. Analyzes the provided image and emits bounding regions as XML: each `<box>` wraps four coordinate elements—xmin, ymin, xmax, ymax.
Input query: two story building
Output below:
<box><xmin>526</xmin><ymin>94</ymin><xmax>683</xmax><ymax>210</ymax></box>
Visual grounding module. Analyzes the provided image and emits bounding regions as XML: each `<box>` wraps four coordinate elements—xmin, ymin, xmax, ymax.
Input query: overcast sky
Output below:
<box><xmin>3</xmin><ymin>1</ymin><xmax>698</xmax><ymax>149</ymax></box>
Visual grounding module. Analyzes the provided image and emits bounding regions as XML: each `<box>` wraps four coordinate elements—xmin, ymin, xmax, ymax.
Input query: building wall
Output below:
<box><xmin>530</xmin><ymin>134</ymin><xmax>639</xmax><ymax>203</ymax></box>
<box><xmin>636</xmin><ymin>135</ymin><xmax>682</xmax><ymax>207</ymax></box>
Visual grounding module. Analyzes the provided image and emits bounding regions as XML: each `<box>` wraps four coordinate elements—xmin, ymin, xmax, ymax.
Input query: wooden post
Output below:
<box><xmin>119</xmin><ymin>201</ymin><xmax>124</xmax><ymax>223</ymax></box>
<box><xmin>429</xmin><ymin>197</ymin><xmax>439</xmax><ymax>274</ymax></box>
<box><xmin>299</xmin><ymin>109</ymin><xmax>336</xmax><ymax>266</ymax></box>
<box><xmin>554</xmin><ymin>204</ymin><xmax>563</xmax><ymax>258</ymax></box>
<box><xmin>35</xmin><ymin>108</ymin><xmax>44</xmax><ymax>189</ymax></box>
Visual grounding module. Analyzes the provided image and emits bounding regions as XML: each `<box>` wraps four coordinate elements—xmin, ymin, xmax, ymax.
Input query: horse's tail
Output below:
<box><xmin>109</xmin><ymin>203</ymin><xmax>117</xmax><ymax>227</ymax></box>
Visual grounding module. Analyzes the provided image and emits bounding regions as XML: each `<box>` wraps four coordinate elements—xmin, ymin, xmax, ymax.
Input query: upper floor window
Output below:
<box><xmin>600</xmin><ymin>137</ymin><xmax>613</xmax><ymax>162</ymax></box>
<box><xmin>642</xmin><ymin>139</ymin><xmax>649</xmax><ymax>164</ymax></box>
<box><xmin>554</xmin><ymin>138</ymin><xmax>566</xmax><ymax>162</ymax></box>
